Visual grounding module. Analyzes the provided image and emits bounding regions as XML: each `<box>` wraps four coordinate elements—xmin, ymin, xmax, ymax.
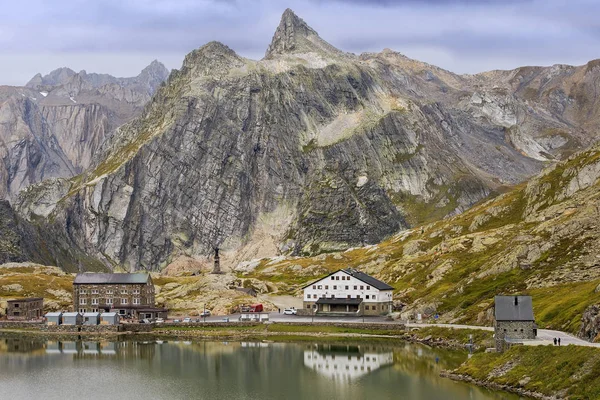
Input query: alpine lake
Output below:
<box><xmin>0</xmin><ymin>334</ymin><xmax>522</xmax><ymax>400</ymax></box>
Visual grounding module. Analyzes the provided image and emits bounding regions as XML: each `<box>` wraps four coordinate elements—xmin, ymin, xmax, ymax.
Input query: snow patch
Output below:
<box><xmin>40</xmin><ymin>91</ymin><xmax>48</xmax><ymax>97</ymax></box>
<box><xmin>69</xmin><ymin>96</ymin><xmax>76</xmax><ymax>103</ymax></box>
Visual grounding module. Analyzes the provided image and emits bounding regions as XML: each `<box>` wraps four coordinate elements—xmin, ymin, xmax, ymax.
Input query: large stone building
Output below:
<box><xmin>73</xmin><ymin>273</ymin><xmax>164</xmax><ymax>319</ymax></box>
<box><xmin>303</xmin><ymin>269</ymin><xmax>393</xmax><ymax>316</ymax></box>
<box><xmin>6</xmin><ymin>298</ymin><xmax>44</xmax><ymax>320</ymax></box>
<box><xmin>494</xmin><ymin>295</ymin><xmax>537</xmax><ymax>352</ymax></box>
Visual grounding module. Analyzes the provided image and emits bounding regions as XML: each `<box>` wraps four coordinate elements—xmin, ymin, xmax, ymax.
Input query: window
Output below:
<box><xmin>372</xmin><ymin>295</ymin><xmax>376</xmax><ymax>300</ymax></box>
<box><xmin>331</xmin><ymin>276</ymin><xmax>335</xmax><ymax>280</ymax></box>
<box><xmin>357</xmin><ymin>295</ymin><xmax>361</xmax><ymax>299</ymax></box>
<box><xmin>347</xmin><ymin>295</ymin><xmax>351</xmax><ymax>299</ymax></box>
<box><xmin>366</xmin><ymin>295</ymin><xmax>370</xmax><ymax>299</ymax></box>
<box><xmin>321</xmin><ymin>294</ymin><xmax>325</xmax><ymax>298</ymax></box>
<box><xmin>333</xmin><ymin>286</ymin><xmax>337</xmax><ymax>290</ymax></box>
<box><xmin>318</xmin><ymin>285</ymin><xmax>322</xmax><ymax>290</ymax></box>
<box><xmin>325</xmin><ymin>285</ymin><xmax>328</xmax><ymax>290</ymax></box>
<box><xmin>365</xmin><ymin>306</ymin><xmax>369</xmax><ymax>310</ymax></box>
<box><xmin>91</xmin><ymin>298</ymin><xmax>98</xmax><ymax>305</ymax></box>
<box><xmin>133</xmin><ymin>298</ymin><xmax>141</xmax><ymax>305</ymax></box>
<box><xmin>133</xmin><ymin>289</ymin><xmax>140</xmax><ymax>294</ymax></box>
<box><xmin>106</xmin><ymin>298</ymin><xmax>113</xmax><ymax>304</ymax></box>
<box><xmin>354</xmin><ymin>286</ymin><xmax>357</xmax><ymax>290</ymax></box>
<box><xmin>313</xmin><ymin>285</ymin><xmax>316</xmax><ymax>289</ymax></box>
<box><xmin>13</xmin><ymin>304</ymin><xmax>19</xmax><ymax>308</ymax></box>
<box><xmin>360</xmin><ymin>286</ymin><xmax>364</xmax><ymax>290</ymax></box>
<box><xmin>121</xmin><ymin>298</ymin><xmax>128</xmax><ymax>305</ymax></box>
<box><xmin>91</xmin><ymin>289</ymin><xmax>99</xmax><ymax>294</ymax></box>
<box><xmin>366</xmin><ymin>286</ymin><xmax>370</xmax><ymax>290</ymax></box>
<box><xmin>80</xmin><ymin>298</ymin><xmax>86</xmax><ymax>305</ymax></box>
<box><xmin>345</xmin><ymin>286</ymin><xmax>349</xmax><ymax>290</ymax></box>
<box><xmin>80</xmin><ymin>289</ymin><xmax>87</xmax><ymax>294</ymax></box>
<box><xmin>121</xmin><ymin>290</ymin><xmax>128</xmax><ymax>295</ymax></box>
<box><xmin>79</xmin><ymin>308</ymin><xmax>86</xmax><ymax>313</ymax></box>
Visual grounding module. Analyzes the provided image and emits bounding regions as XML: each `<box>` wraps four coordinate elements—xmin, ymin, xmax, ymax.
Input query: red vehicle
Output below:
<box><xmin>249</xmin><ymin>304</ymin><xmax>263</xmax><ymax>313</ymax></box>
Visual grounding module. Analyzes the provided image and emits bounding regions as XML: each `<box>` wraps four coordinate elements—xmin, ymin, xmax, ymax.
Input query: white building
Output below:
<box><xmin>304</xmin><ymin>345</ymin><xmax>393</xmax><ymax>381</ymax></box>
<box><xmin>303</xmin><ymin>268</ymin><xmax>393</xmax><ymax>316</ymax></box>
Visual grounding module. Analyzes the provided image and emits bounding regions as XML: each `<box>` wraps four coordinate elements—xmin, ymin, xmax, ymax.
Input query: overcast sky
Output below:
<box><xmin>1</xmin><ymin>0</ymin><xmax>599</xmax><ymax>86</ymax></box>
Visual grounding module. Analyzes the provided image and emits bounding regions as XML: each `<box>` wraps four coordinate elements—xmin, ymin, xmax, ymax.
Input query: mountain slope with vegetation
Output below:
<box><xmin>237</xmin><ymin>144</ymin><xmax>600</xmax><ymax>335</ymax></box>
<box><xmin>13</xmin><ymin>9</ymin><xmax>600</xmax><ymax>272</ymax></box>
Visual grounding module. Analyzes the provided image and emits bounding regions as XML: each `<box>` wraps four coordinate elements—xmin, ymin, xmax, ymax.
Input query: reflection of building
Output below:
<box><xmin>494</xmin><ymin>295</ymin><xmax>536</xmax><ymax>352</ymax></box>
<box><xmin>44</xmin><ymin>340</ymin><xmax>156</xmax><ymax>359</ymax></box>
<box><xmin>303</xmin><ymin>269</ymin><xmax>393</xmax><ymax>316</ymax></box>
<box><xmin>6</xmin><ymin>298</ymin><xmax>44</xmax><ymax>320</ymax></box>
<box><xmin>2</xmin><ymin>338</ymin><xmax>44</xmax><ymax>353</ymax></box>
<box><xmin>304</xmin><ymin>344</ymin><xmax>393</xmax><ymax>380</ymax></box>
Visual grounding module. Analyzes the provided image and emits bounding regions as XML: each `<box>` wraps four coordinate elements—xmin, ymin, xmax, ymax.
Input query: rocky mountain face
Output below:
<box><xmin>12</xmin><ymin>9</ymin><xmax>600</xmax><ymax>273</ymax></box>
<box><xmin>241</xmin><ymin>143</ymin><xmax>600</xmax><ymax>337</ymax></box>
<box><xmin>0</xmin><ymin>61</ymin><xmax>169</xmax><ymax>200</ymax></box>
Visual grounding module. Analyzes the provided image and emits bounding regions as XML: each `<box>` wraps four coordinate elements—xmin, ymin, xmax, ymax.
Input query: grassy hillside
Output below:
<box><xmin>455</xmin><ymin>345</ymin><xmax>600</xmax><ymax>399</ymax></box>
<box><xmin>238</xmin><ymin>145</ymin><xmax>600</xmax><ymax>333</ymax></box>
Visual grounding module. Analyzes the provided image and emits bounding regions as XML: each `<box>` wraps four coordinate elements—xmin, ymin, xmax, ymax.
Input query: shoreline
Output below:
<box><xmin>440</xmin><ymin>371</ymin><xmax>553</xmax><ymax>400</ymax></box>
<box><xmin>0</xmin><ymin>323</ymin><xmax>488</xmax><ymax>350</ymax></box>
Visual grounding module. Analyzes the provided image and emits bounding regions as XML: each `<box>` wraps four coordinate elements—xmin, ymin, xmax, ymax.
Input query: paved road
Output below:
<box><xmin>405</xmin><ymin>322</ymin><xmax>600</xmax><ymax>347</ymax></box>
<box><xmin>164</xmin><ymin>315</ymin><xmax>600</xmax><ymax>347</ymax></box>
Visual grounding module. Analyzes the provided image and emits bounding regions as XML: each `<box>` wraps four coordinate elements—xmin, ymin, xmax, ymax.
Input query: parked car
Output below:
<box><xmin>200</xmin><ymin>310</ymin><xmax>211</xmax><ymax>317</ymax></box>
<box><xmin>182</xmin><ymin>317</ymin><xmax>192</xmax><ymax>323</ymax></box>
<box><xmin>173</xmin><ymin>319</ymin><xmax>181</xmax><ymax>323</ymax></box>
<box><xmin>155</xmin><ymin>318</ymin><xmax>165</xmax><ymax>324</ymax></box>
<box><xmin>283</xmin><ymin>308</ymin><xmax>297</xmax><ymax>315</ymax></box>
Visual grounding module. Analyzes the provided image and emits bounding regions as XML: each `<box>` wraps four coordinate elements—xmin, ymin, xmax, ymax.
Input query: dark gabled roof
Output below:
<box><xmin>315</xmin><ymin>298</ymin><xmax>363</xmax><ymax>305</ymax></box>
<box><xmin>7</xmin><ymin>297</ymin><xmax>43</xmax><ymax>303</ymax></box>
<box><xmin>73</xmin><ymin>273</ymin><xmax>150</xmax><ymax>285</ymax></box>
<box><xmin>343</xmin><ymin>269</ymin><xmax>394</xmax><ymax>290</ymax></box>
<box><xmin>302</xmin><ymin>268</ymin><xmax>393</xmax><ymax>291</ymax></box>
<box><xmin>494</xmin><ymin>296</ymin><xmax>534</xmax><ymax>321</ymax></box>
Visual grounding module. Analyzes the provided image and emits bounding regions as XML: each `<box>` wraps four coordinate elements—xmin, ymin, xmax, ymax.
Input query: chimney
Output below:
<box><xmin>514</xmin><ymin>296</ymin><xmax>519</xmax><ymax>306</ymax></box>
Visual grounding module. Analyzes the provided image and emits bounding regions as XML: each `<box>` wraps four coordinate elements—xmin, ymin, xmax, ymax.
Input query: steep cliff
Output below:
<box><xmin>13</xmin><ymin>9</ymin><xmax>600</xmax><ymax>273</ymax></box>
<box><xmin>0</xmin><ymin>61</ymin><xmax>169</xmax><ymax>200</ymax></box>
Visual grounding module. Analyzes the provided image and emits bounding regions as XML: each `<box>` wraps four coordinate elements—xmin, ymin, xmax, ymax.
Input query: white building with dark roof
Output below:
<box><xmin>303</xmin><ymin>269</ymin><xmax>393</xmax><ymax>316</ymax></box>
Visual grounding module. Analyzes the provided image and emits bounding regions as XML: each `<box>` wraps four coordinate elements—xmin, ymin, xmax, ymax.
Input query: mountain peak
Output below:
<box><xmin>264</xmin><ymin>9</ymin><xmax>342</xmax><ymax>59</ymax></box>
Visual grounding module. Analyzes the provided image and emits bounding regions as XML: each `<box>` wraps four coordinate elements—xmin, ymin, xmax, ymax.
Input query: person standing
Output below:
<box><xmin>558</xmin><ymin>337</ymin><xmax>561</xmax><ymax>346</ymax></box>
<box><xmin>553</xmin><ymin>338</ymin><xmax>557</xmax><ymax>346</ymax></box>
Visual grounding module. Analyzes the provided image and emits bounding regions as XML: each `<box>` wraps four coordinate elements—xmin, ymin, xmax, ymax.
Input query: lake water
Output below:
<box><xmin>0</xmin><ymin>335</ymin><xmax>521</xmax><ymax>400</ymax></box>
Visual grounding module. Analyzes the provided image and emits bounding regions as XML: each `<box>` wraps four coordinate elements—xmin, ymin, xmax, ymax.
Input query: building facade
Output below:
<box><xmin>494</xmin><ymin>295</ymin><xmax>537</xmax><ymax>352</ymax></box>
<box><xmin>73</xmin><ymin>273</ymin><xmax>156</xmax><ymax>318</ymax></box>
<box><xmin>6</xmin><ymin>298</ymin><xmax>44</xmax><ymax>320</ymax></box>
<box><xmin>303</xmin><ymin>269</ymin><xmax>393</xmax><ymax>316</ymax></box>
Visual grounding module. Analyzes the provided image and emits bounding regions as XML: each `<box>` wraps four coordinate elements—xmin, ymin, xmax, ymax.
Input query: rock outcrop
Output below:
<box><xmin>0</xmin><ymin>61</ymin><xmax>169</xmax><ymax>200</ymax></box>
<box><xmin>11</xmin><ymin>9</ymin><xmax>600</xmax><ymax>273</ymax></box>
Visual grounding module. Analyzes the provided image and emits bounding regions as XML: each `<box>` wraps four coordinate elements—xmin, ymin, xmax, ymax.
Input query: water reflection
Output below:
<box><xmin>304</xmin><ymin>344</ymin><xmax>393</xmax><ymax>380</ymax></box>
<box><xmin>0</xmin><ymin>335</ymin><xmax>522</xmax><ymax>400</ymax></box>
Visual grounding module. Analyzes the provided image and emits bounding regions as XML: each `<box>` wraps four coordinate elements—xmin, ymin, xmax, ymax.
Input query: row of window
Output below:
<box><xmin>312</xmin><ymin>285</ymin><xmax>371</xmax><ymax>291</ymax></box>
<box><xmin>79</xmin><ymin>289</ymin><xmax>142</xmax><ymax>295</ymax></box>
<box><xmin>79</xmin><ymin>298</ymin><xmax>144</xmax><ymax>305</ymax></box>
<box><xmin>307</xmin><ymin>294</ymin><xmax>377</xmax><ymax>300</ymax></box>
<box><xmin>308</xmin><ymin>304</ymin><xmax>383</xmax><ymax>310</ymax></box>
<box><xmin>330</xmin><ymin>276</ymin><xmax>352</xmax><ymax>281</ymax></box>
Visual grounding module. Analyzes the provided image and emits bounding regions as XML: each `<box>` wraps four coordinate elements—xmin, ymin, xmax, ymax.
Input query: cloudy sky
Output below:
<box><xmin>1</xmin><ymin>0</ymin><xmax>599</xmax><ymax>85</ymax></box>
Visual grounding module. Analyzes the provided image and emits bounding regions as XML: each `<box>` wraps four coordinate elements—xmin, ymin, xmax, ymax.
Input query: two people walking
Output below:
<box><xmin>553</xmin><ymin>337</ymin><xmax>561</xmax><ymax>346</ymax></box>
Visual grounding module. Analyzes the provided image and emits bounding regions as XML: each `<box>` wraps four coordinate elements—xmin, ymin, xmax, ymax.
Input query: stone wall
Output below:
<box><xmin>495</xmin><ymin>320</ymin><xmax>536</xmax><ymax>351</ymax></box>
<box><xmin>0</xmin><ymin>321</ymin><xmax>44</xmax><ymax>330</ymax></box>
<box><xmin>44</xmin><ymin>324</ymin><xmax>121</xmax><ymax>333</ymax></box>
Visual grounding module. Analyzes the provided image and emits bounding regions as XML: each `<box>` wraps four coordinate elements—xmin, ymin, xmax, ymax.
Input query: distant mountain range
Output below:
<box><xmin>4</xmin><ymin>9</ymin><xmax>600</xmax><ymax>273</ymax></box>
<box><xmin>0</xmin><ymin>60</ymin><xmax>169</xmax><ymax>200</ymax></box>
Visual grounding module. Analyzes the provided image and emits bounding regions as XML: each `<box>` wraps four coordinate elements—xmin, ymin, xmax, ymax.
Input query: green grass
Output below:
<box><xmin>456</xmin><ymin>345</ymin><xmax>600</xmax><ymax>399</ymax></box>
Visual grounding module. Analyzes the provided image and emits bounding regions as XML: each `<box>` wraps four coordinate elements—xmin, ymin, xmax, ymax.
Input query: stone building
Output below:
<box><xmin>494</xmin><ymin>295</ymin><xmax>536</xmax><ymax>352</ymax></box>
<box><xmin>6</xmin><ymin>298</ymin><xmax>44</xmax><ymax>320</ymax></box>
<box><xmin>303</xmin><ymin>269</ymin><xmax>393</xmax><ymax>316</ymax></box>
<box><xmin>73</xmin><ymin>273</ymin><xmax>157</xmax><ymax>318</ymax></box>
